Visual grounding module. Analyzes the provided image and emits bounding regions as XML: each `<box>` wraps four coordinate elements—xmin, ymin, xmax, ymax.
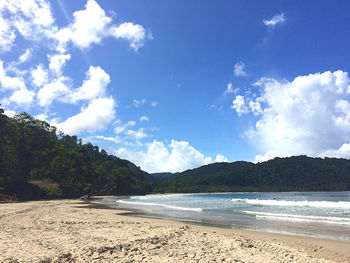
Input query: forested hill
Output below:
<box><xmin>151</xmin><ymin>156</ymin><xmax>350</xmax><ymax>193</ymax></box>
<box><xmin>0</xmin><ymin>109</ymin><xmax>149</xmax><ymax>200</ymax></box>
<box><xmin>2</xmin><ymin>108</ymin><xmax>350</xmax><ymax>200</ymax></box>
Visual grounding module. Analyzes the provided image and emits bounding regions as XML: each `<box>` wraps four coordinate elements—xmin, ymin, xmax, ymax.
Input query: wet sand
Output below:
<box><xmin>0</xmin><ymin>199</ymin><xmax>349</xmax><ymax>262</ymax></box>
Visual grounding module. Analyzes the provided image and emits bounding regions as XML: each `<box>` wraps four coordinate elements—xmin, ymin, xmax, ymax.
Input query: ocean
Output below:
<box><xmin>97</xmin><ymin>191</ymin><xmax>350</xmax><ymax>241</ymax></box>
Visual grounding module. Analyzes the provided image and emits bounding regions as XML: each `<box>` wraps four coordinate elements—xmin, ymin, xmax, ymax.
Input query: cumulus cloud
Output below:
<box><xmin>0</xmin><ymin>0</ymin><xmax>149</xmax><ymax>54</ymax></box>
<box><xmin>125</xmin><ymin>128</ymin><xmax>148</xmax><ymax>140</ymax></box>
<box><xmin>114</xmin><ymin>120</ymin><xmax>136</xmax><ymax>135</ymax></box>
<box><xmin>215</xmin><ymin>154</ymin><xmax>229</xmax><ymax>162</ymax></box>
<box><xmin>0</xmin><ymin>0</ymin><xmax>151</xmax><ymax>147</ymax></box>
<box><xmin>70</xmin><ymin>66</ymin><xmax>110</xmax><ymax>102</ymax></box>
<box><xmin>55</xmin><ymin>97</ymin><xmax>116</xmax><ymax>134</ymax></box>
<box><xmin>4</xmin><ymin>109</ymin><xmax>16</xmax><ymax>118</ymax></box>
<box><xmin>240</xmin><ymin>70</ymin><xmax>350</xmax><ymax>162</ymax></box>
<box><xmin>31</xmin><ymin>64</ymin><xmax>48</xmax><ymax>87</ymax></box>
<box><xmin>8</xmin><ymin>88</ymin><xmax>35</xmax><ymax>105</ymax></box>
<box><xmin>0</xmin><ymin>0</ymin><xmax>55</xmax><ymax>44</ymax></box>
<box><xmin>36</xmin><ymin>65</ymin><xmax>111</xmax><ymax>107</ymax></box>
<box><xmin>37</xmin><ymin>77</ymin><xmax>70</xmax><ymax>107</ymax></box>
<box><xmin>231</xmin><ymin>95</ymin><xmax>248</xmax><ymax>116</ymax></box>
<box><xmin>109</xmin><ymin>22</ymin><xmax>146</xmax><ymax>51</ymax></box>
<box><xmin>233</xmin><ymin>62</ymin><xmax>247</xmax><ymax>77</ymax></box>
<box><xmin>35</xmin><ymin>113</ymin><xmax>49</xmax><ymax>121</ymax></box>
<box><xmin>225</xmin><ymin>83</ymin><xmax>239</xmax><ymax>94</ymax></box>
<box><xmin>0</xmin><ymin>14</ymin><xmax>16</xmax><ymax>51</ymax></box>
<box><xmin>248</xmin><ymin>98</ymin><xmax>263</xmax><ymax>116</ymax></box>
<box><xmin>18</xmin><ymin>49</ymin><xmax>32</xmax><ymax>64</ymax></box>
<box><xmin>55</xmin><ymin>0</ymin><xmax>148</xmax><ymax>51</ymax></box>
<box><xmin>55</xmin><ymin>0</ymin><xmax>112</xmax><ymax>50</ymax></box>
<box><xmin>48</xmin><ymin>53</ymin><xmax>71</xmax><ymax>76</ymax></box>
<box><xmin>263</xmin><ymin>13</ymin><xmax>285</xmax><ymax>27</ymax></box>
<box><xmin>114</xmin><ymin>139</ymin><xmax>228</xmax><ymax>173</ymax></box>
<box><xmin>0</xmin><ymin>61</ymin><xmax>26</xmax><ymax>90</ymax></box>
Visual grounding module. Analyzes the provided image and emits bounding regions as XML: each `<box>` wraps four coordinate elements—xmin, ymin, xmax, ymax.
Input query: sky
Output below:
<box><xmin>1</xmin><ymin>0</ymin><xmax>350</xmax><ymax>173</ymax></box>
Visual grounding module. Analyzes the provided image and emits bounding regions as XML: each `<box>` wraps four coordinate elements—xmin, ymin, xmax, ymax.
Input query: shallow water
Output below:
<box><xmin>97</xmin><ymin>191</ymin><xmax>350</xmax><ymax>242</ymax></box>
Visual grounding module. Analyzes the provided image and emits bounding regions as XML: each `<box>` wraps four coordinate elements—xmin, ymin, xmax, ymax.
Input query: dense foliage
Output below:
<box><xmin>1</xmin><ymin>108</ymin><xmax>350</xmax><ymax>200</ymax></box>
<box><xmin>0</xmin><ymin>109</ymin><xmax>149</xmax><ymax>200</ymax></box>
<box><xmin>152</xmin><ymin>157</ymin><xmax>350</xmax><ymax>193</ymax></box>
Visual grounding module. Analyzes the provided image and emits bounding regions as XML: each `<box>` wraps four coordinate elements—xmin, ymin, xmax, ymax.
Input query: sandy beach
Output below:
<box><xmin>0</xmin><ymin>199</ymin><xmax>349</xmax><ymax>262</ymax></box>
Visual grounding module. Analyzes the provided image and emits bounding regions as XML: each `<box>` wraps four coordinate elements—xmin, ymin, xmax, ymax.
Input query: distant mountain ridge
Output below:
<box><xmin>151</xmin><ymin>156</ymin><xmax>350</xmax><ymax>193</ymax></box>
<box><xmin>2</xmin><ymin>108</ymin><xmax>350</xmax><ymax>200</ymax></box>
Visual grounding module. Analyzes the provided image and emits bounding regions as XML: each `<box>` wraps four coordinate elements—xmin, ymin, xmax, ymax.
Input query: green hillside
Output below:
<box><xmin>1</xmin><ymin>107</ymin><xmax>350</xmax><ymax>200</ymax></box>
<box><xmin>152</xmin><ymin>156</ymin><xmax>350</xmax><ymax>193</ymax></box>
<box><xmin>0</xmin><ymin>108</ymin><xmax>149</xmax><ymax>200</ymax></box>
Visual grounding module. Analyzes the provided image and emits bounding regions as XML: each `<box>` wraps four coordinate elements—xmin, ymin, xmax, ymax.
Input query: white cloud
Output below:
<box><xmin>37</xmin><ymin>77</ymin><xmax>70</xmax><ymax>107</ymax></box>
<box><xmin>322</xmin><ymin>143</ymin><xmax>350</xmax><ymax>159</ymax></box>
<box><xmin>18</xmin><ymin>49</ymin><xmax>32</xmax><ymax>64</ymax></box>
<box><xmin>95</xmin><ymin>135</ymin><xmax>120</xmax><ymax>144</ymax></box>
<box><xmin>1</xmin><ymin>0</ymin><xmax>55</xmax><ymax>43</ymax></box>
<box><xmin>6</xmin><ymin>0</ymin><xmax>54</xmax><ymax>28</ymax></box>
<box><xmin>0</xmin><ymin>0</ymin><xmax>150</xmax><ymax>148</ymax></box>
<box><xmin>226</xmin><ymin>83</ymin><xmax>233</xmax><ymax>93</ymax></box>
<box><xmin>125</xmin><ymin>128</ymin><xmax>148</xmax><ymax>140</ymax></box>
<box><xmin>0</xmin><ymin>15</ymin><xmax>16</xmax><ymax>51</ymax></box>
<box><xmin>233</xmin><ymin>62</ymin><xmax>247</xmax><ymax>77</ymax></box>
<box><xmin>242</xmin><ymin>70</ymin><xmax>350</xmax><ymax>161</ymax></box>
<box><xmin>151</xmin><ymin>101</ymin><xmax>158</xmax><ymax>107</ymax></box>
<box><xmin>34</xmin><ymin>65</ymin><xmax>110</xmax><ymax>107</ymax></box>
<box><xmin>0</xmin><ymin>0</ymin><xmax>149</xmax><ymax>55</ymax></box>
<box><xmin>231</xmin><ymin>95</ymin><xmax>248</xmax><ymax>116</ymax></box>
<box><xmin>215</xmin><ymin>154</ymin><xmax>229</xmax><ymax>162</ymax></box>
<box><xmin>109</xmin><ymin>22</ymin><xmax>146</xmax><ymax>51</ymax></box>
<box><xmin>35</xmin><ymin>113</ymin><xmax>49</xmax><ymax>121</ymax></box>
<box><xmin>0</xmin><ymin>61</ymin><xmax>26</xmax><ymax>90</ymax></box>
<box><xmin>55</xmin><ymin>97</ymin><xmax>116</xmax><ymax>135</ymax></box>
<box><xmin>31</xmin><ymin>64</ymin><xmax>48</xmax><ymax>87</ymax></box>
<box><xmin>114</xmin><ymin>120</ymin><xmax>136</xmax><ymax>135</ymax></box>
<box><xmin>249</xmin><ymin>99</ymin><xmax>263</xmax><ymax>115</ymax></box>
<box><xmin>55</xmin><ymin>0</ymin><xmax>147</xmax><ymax>51</ymax></box>
<box><xmin>8</xmin><ymin>88</ymin><xmax>35</xmax><ymax>105</ymax></box>
<box><xmin>133</xmin><ymin>98</ymin><xmax>146</xmax><ymax>107</ymax></box>
<box><xmin>4</xmin><ymin>109</ymin><xmax>16</xmax><ymax>117</ymax></box>
<box><xmin>114</xmin><ymin>139</ymin><xmax>227</xmax><ymax>173</ymax></box>
<box><xmin>263</xmin><ymin>13</ymin><xmax>285</xmax><ymax>27</ymax></box>
<box><xmin>140</xmin><ymin>116</ymin><xmax>149</xmax><ymax>122</ymax></box>
<box><xmin>48</xmin><ymin>53</ymin><xmax>71</xmax><ymax>76</ymax></box>
<box><xmin>55</xmin><ymin>0</ymin><xmax>112</xmax><ymax>50</ymax></box>
<box><xmin>225</xmin><ymin>83</ymin><xmax>239</xmax><ymax>94</ymax></box>
<box><xmin>70</xmin><ymin>66</ymin><xmax>110</xmax><ymax>102</ymax></box>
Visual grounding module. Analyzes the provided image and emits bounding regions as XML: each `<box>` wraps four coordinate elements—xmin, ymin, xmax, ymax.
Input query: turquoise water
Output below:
<box><xmin>99</xmin><ymin>192</ymin><xmax>350</xmax><ymax>241</ymax></box>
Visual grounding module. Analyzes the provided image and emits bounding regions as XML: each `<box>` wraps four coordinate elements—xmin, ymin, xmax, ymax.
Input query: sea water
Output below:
<box><xmin>99</xmin><ymin>192</ymin><xmax>350</xmax><ymax>241</ymax></box>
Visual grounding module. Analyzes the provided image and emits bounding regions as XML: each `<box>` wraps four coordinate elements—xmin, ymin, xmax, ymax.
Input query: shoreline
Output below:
<box><xmin>87</xmin><ymin>198</ymin><xmax>350</xmax><ymax>261</ymax></box>
<box><xmin>1</xmin><ymin>199</ymin><xmax>349</xmax><ymax>262</ymax></box>
<box><xmin>92</xmin><ymin>194</ymin><xmax>350</xmax><ymax>243</ymax></box>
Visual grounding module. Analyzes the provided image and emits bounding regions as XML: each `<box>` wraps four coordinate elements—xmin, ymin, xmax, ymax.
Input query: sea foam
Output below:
<box><xmin>117</xmin><ymin>200</ymin><xmax>203</xmax><ymax>212</ymax></box>
<box><xmin>232</xmin><ymin>199</ymin><xmax>350</xmax><ymax>209</ymax></box>
<box><xmin>242</xmin><ymin>211</ymin><xmax>350</xmax><ymax>225</ymax></box>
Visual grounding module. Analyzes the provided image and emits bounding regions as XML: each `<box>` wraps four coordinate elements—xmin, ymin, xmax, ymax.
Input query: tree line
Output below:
<box><xmin>0</xmin><ymin>108</ymin><xmax>149</xmax><ymax>200</ymax></box>
<box><xmin>151</xmin><ymin>156</ymin><xmax>350</xmax><ymax>193</ymax></box>
<box><xmin>1</xmin><ymin>108</ymin><xmax>350</xmax><ymax>200</ymax></box>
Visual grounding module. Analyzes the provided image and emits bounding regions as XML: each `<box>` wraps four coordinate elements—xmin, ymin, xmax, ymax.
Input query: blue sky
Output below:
<box><xmin>1</xmin><ymin>0</ymin><xmax>350</xmax><ymax>173</ymax></box>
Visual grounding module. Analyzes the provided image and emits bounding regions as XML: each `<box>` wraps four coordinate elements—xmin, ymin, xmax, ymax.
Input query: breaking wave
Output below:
<box><xmin>232</xmin><ymin>199</ymin><xmax>350</xmax><ymax>209</ymax></box>
<box><xmin>117</xmin><ymin>200</ymin><xmax>203</xmax><ymax>212</ymax></box>
<box><xmin>242</xmin><ymin>211</ymin><xmax>350</xmax><ymax>225</ymax></box>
